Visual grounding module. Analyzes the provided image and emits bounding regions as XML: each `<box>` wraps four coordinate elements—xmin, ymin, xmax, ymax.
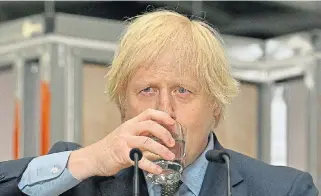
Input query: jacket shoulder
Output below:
<box><xmin>227</xmin><ymin>150</ymin><xmax>317</xmax><ymax>195</ymax></box>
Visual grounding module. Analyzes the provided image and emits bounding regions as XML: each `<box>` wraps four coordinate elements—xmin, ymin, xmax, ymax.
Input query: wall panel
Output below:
<box><xmin>0</xmin><ymin>67</ymin><xmax>15</xmax><ymax>161</ymax></box>
<box><xmin>215</xmin><ymin>83</ymin><xmax>258</xmax><ymax>158</ymax></box>
<box><xmin>82</xmin><ymin>64</ymin><xmax>121</xmax><ymax>146</ymax></box>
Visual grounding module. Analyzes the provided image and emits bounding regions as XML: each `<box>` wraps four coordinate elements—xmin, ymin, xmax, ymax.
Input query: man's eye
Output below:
<box><xmin>177</xmin><ymin>87</ymin><xmax>189</xmax><ymax>94</ymax></box>
<box><xmin>142</xmin><ymin>87</ymin><xmax>152</xmax><ymax>92</ymax></box>
<box><xmin>140</xmin><ymin>87</ymin><xmax>156</xmax><ymax>96</ymax></box>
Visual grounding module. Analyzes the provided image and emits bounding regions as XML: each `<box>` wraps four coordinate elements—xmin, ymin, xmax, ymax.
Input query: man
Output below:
<box><xmin>0</xmin><ymin>10</ymin><xmax>318</xmax><ymax>196</ymax></box>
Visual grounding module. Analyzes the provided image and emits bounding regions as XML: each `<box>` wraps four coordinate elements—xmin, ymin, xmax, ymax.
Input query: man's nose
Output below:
<box><xmin>157</xmin><ymin>91</ymin><xmax>176</xmax><ymax>120</ymax></box>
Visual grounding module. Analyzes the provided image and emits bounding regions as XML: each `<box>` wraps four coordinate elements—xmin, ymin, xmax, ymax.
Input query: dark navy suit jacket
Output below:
<box><xmin>0</xmin><ymin>134</ymin><xmax>318</xmax><ymax>196</ymax></box>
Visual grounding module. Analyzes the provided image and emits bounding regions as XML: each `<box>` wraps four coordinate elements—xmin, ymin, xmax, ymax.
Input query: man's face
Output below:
<box><xmin>122</xmin><ymin>55</ymin><xmax>217</xmax><ymax>166</ymax></box>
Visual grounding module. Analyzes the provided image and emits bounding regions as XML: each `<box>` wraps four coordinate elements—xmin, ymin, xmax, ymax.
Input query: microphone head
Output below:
<box><xmin>205</xmin><ymin>149</ymin><xmax>230</xmax><ymax>164</ymax></box>
<box><xmin>129</xmin><ymin>148</ymin><xmax>143</xmax><ymax>161</ymax></box>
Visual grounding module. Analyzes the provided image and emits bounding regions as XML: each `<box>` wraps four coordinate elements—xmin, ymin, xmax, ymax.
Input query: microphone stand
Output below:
<box><xmin>205</xmin><ymin>149</ymin><xmax>232</xmax><ymax>196</ymax></box>
<box><xmin>222</xmin><ymin>154</ymin><xmax>231</xmax><ymax>196</ymax></box>
<box><xmin>130</xmin><ymin>148</ymin><xmax>143</xmax><ymax>196</ymax></box>
<box><xmin>133</xmin><ymin>153</ymin><xmax>140</xmax><ymax>196</ymax></box>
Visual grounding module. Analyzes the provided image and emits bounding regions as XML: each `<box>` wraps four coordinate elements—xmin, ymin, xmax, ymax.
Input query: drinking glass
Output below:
<box><xmin>146</xmin><ymin>122</ymin><xmax>186</xmax><ymax>184</ymax></box>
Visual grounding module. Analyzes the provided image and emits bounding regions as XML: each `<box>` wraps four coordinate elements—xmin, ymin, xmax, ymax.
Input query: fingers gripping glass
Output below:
<box><xmin>146</xmin><ymin>122</ymin><xmax>186</xmax><ymax>185</ymax></box>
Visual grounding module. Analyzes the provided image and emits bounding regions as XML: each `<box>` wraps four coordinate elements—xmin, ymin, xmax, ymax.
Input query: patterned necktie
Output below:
<box><xmin>161</xmin><ymin>181</ymin><xmax>182</xmax><ymax>196</ymax></box>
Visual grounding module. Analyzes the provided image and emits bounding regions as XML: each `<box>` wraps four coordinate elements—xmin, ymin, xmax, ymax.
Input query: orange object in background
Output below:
<box><xmin>40</xmin><ymin>81</ymin><xmax>51</xmax><ymax>155</ymax></box>
<box><xmin>13</xmin><ymin>100</ymin><xmax>20</xmax><ymax>159</ymax></box>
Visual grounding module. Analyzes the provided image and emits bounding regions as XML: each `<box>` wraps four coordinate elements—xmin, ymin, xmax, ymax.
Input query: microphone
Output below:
<box><xmin>129</xmin><ymin>148</ymin><xmax>143</xmax><ymax>196</ymax></box>
<box><xmin>206</xmin><ymin>150</ymin><xmax>231</xmax><ymax>196</ymax></box>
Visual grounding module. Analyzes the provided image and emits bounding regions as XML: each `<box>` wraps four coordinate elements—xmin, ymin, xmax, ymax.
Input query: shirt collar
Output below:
<box><xmin>180</xmin><ymin>133</ymin><xmax>214</xmax><ymax>195</ymax></box>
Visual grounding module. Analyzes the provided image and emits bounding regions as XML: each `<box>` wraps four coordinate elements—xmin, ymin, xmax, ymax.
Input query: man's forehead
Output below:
<box><xmin>130</xmin><ymin>66</ymin><xmax>199</xmax><ymax>87</ymax></box>
<box><xmin>134</xmin><ymin>64</ymin><xmax>196</xmax><ymax>80</ymax></box>
<box><xmin>138</xmin><ymin>56</ymin><xmax>196</xmax><ymax>76</ymax></box>
<box><xmin>128</xmin><ymin>48</ymin><xmax>199</xmax><ymax>84</ymax></box>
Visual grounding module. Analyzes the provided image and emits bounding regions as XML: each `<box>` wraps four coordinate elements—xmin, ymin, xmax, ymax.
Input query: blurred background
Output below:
<box><xmin>0</xmin><ymin>0</ymin><xmax>320</xmax><ymax>190</ymax></box>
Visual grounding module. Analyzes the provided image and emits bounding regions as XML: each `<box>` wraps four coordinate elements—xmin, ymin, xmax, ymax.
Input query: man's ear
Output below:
<box><xmin>213</xmin><ymin>102</ymin><xmax>222</xmax><ymax>128</ymax></box>
<box><xmin>116</xmin><ymin>97</ymin><xmax>126</xmax><ymax>122</ymax></box>
<box><xmin>119</xmin><ymin>105</ymin><xmax>127</xmax><ymax>122</ymax></box>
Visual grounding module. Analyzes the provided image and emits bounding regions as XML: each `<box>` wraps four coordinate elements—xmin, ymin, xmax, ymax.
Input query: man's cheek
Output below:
<box><xmin>125</xmin><ymin>106</ymin><xmax>147</xmax><ymax>120</ymax></box>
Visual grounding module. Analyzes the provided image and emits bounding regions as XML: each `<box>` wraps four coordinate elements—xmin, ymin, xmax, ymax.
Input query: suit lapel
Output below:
<box><xmin>98</xmin><ymin>167</ymin><xmax>149</xmax><ymax>196</ymax></box>
<box><xmin>199</xmin><ymin>134</ymin><xmax>247</xmax><ymax>196</ymax></box>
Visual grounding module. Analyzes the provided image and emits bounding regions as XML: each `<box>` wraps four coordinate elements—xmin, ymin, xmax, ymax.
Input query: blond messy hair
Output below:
<box><xmin>106</xmin><ymin>10</ymin><xmax>239</xmax><ymax>115</ymax></box>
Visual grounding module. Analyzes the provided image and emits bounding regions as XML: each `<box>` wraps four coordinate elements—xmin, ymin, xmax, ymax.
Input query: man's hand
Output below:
<box><xmin>67</xmin><ymin>109</ymin><xmax>176</xmax><ymax>180</ymax></box>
